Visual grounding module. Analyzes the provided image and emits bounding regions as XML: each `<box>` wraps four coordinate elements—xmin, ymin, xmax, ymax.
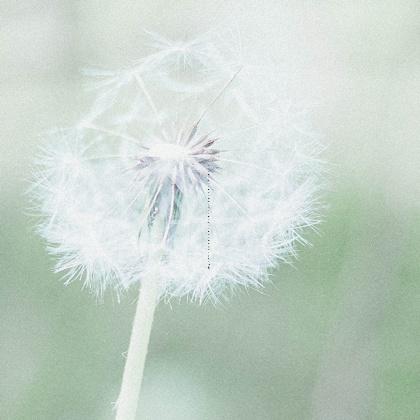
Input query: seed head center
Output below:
<box><xmin>148</xmin><ymin>142</ymin><xmax>189</xmax><ymax>161</ymax></box>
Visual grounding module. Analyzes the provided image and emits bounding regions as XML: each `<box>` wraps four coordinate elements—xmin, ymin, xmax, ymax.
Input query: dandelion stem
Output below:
<box><xmin>115</xmin><ymin>275</ymin><xmax>159</xmax><ymax>420</ymax></box>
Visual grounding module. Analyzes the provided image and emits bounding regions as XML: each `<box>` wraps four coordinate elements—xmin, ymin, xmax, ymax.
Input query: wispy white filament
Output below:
<box><xmin>31</xmin><ymin>28</ymin><xmax>323</xmax><ymax>302</ymax></box>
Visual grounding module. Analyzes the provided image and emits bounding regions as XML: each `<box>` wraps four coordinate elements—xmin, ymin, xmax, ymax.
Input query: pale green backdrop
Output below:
<box><xmin>1</xmin><ymin>1</ymin><xmax>419</xmax><ymax>419</ymax></box>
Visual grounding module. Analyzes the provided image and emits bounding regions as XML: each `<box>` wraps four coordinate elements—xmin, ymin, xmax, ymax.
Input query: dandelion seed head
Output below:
<box><xmin>30</xmin><ymin>27</ymin><xmax>324</xmax><ymax>302</ymax></box>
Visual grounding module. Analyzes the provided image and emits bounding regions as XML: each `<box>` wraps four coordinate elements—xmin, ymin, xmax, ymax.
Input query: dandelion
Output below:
<box><xmin>30</xmin><ymin>27</ymin><xmax>323</xmax><ymax>420</ymax></box>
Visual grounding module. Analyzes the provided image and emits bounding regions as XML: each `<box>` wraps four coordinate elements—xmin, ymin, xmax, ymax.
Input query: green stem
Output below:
<box><xmin>115</xmin><ymin>274</ymin><xmax>158</xmax><ymax>420</ymax></box>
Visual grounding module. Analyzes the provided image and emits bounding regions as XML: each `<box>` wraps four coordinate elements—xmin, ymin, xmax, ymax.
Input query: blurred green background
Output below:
<box><xmin>1</xmin><ymin>1</ymin><xmax>420</xmax><ymax>419</ymax></box>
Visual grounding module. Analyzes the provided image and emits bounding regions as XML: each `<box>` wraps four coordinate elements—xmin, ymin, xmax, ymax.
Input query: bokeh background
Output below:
<box><xmin>1</xmin><ymin>1</ymin><xmax>420</xmax><ymax>419</ymax></box>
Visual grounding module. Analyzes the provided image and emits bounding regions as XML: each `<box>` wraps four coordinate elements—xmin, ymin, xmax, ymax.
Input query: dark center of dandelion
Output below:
<box><xmin>135</xmin><ymin>123</ymin><xmax>219</xmax><ymax>245</ymax></box>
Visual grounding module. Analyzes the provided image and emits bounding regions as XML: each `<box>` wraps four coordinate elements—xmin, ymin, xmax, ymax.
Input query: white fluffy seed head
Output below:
<box><xmin>31</xmin><ymin>28</ymin><xmax>324</xmax><ymax>302</ymax></box>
